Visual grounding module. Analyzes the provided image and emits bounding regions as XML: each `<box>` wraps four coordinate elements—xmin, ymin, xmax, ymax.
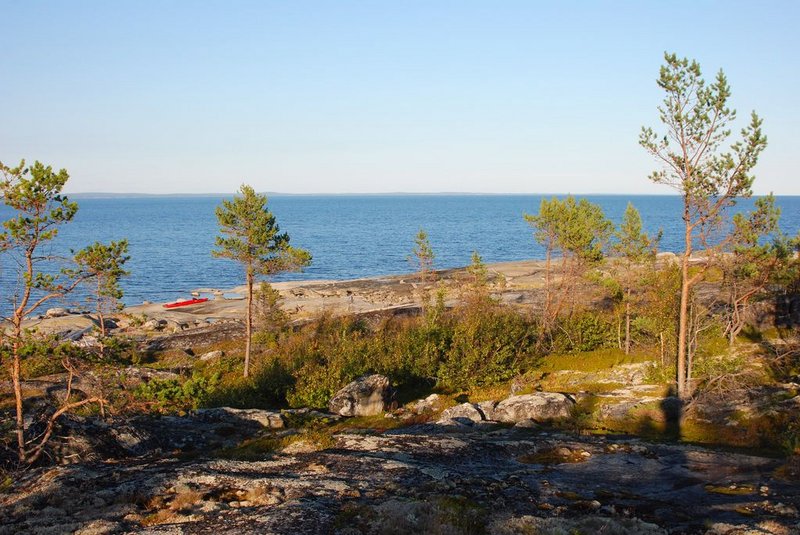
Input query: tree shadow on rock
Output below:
<box><xmin>660</xmin><ymin>385</ymin><xmax>682</xmax><ymax>441</ymax></box>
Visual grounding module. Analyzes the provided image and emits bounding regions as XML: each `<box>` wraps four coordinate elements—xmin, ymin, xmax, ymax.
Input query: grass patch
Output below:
<box><xmin>461</xmin><ymin>383</ymin><xmax>512</xmax><ymax>403</ymax></box>
<box><xmin>327</xmin><ymin>414</ymin><xmax>417</xmax><ymax>434</ymax></box>
<box><xmin>704</xmin><ymin>483</ymin><xmax>755</xmax><ymax>496</ymax></box>
<box><xmin>215</xmin><ymin>429</ymin><xmax>336</xmax><ymax>461</ymax></box>
<box><xmin>538</xmin><ymin>347</ymin><xmax>652</xmax><ymax>374</ymax></box>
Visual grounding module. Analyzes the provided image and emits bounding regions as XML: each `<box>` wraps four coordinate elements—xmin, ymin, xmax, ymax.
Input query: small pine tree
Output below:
<box><xmin>524</xmin><ymin>195</ymin><xmax>613</xmax><ymax>345</ymax></box>
<box><xmin>71</xmin><ymin>240</ymin><xmax>131</xmax><ymax>337</ymax></box>
<box><xmin>0</xmin><ymin>159</ymin><xmax>105</xmax><ymax>463</ymax></box>
<box><xmin>213</xmin><ymin>185</ymin><xmax>310</xmax><ymax>377</ymax></box>
<box><xmin>412</xmin><ymin>229</ymin><xmax>435</xmax><ymax>284</ymax></box>
<box><xmin>253</xmin><ymin>281</ymin><xmax>289</xmax><ymax>348</ymax></box>
<box><xmin>722</xmin><ymin>195</ymin><xmax>787</xmax><ymax>344</ymax></box>
<box><xmin>612</xmin><ymin>203</ymin><xmax>660</xmax><ymax>354</ymax></box>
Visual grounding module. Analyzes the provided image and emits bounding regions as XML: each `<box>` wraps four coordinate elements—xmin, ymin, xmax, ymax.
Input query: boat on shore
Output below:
<box><xmin>162</xmin><ymin>298</ymin><xmax>209</xmax><ymax>309</ymax></box>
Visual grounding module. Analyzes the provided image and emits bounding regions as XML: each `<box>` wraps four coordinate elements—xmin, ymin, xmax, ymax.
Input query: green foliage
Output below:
<box><xmin>438</xmin><ymin>304</ymin><xmax>536</xmax><ymax>390</ymax></box>
<box><xmin>100</xmin><ymin>336</ymin><xmax>143</xmax><ymax>365</ymax></box>
<box><xmin>613</xmin><ymin>203</ymin><xmax>659</xmax><ymax>263</ymax></box>
<box><xmin>0</xmin><ymin>160</ymin><xmax>77</xmax><ymax>259</ymax></box>
<box><xmin>213</xmin><ymin>184</ymin><xmax>311</xmax><ymax>378</ymax></box>
<box><xmin>640</xmin><ymin>53</ymin><xmax>767</xmax><ymax>202</ymax></box>
<box><xmin>0</xmin><ymin>160</ymin><xmax>82</xmax><ymax>314</ymax></box>
<box><xmin>213</xmin><ymin>184</ymin><xmax>311</xmax><ymax>277</ymax></box>
<box><xmin>195</xmin><ymin>300</ymin><xmax>692</xmax><ymax>410</ymax></box>
<box><xmin>524</xmin><ymin>195</ymin><xmax>613</xmax><ymax>265</ymax></box>
<box><xmin>410</xmin><ymin>228</ymin><xmax>435</xmax><ymax>282</ymax></box>
<box><xmin>552</xmin><ymin>312</ymin><xmax>616</xmax><ymax>353</ymax></box>
<box><xmin>68</xmin><ymin>240</ymin><xmax>131</xmax><ymax>333</ymax></box>
<box><xmin>133</xmin><ymin>373</ymin><xmax>220</xmax><ymax>412</ymax></box>
<box><xmin>0</xmin><ymin>335</ymin><xmax>88</xmax><ymax>379</ymax></box>
<box><xmin>722</xmin><ymin>195</ymin><xmax>791</xmax><ymax>342</ymax></box>
<box><xmin>523</xmin><ymin>195</ymin><xmax>613</xmax><ymax>348</ymax></box>
<box><xmin>252</xmin><ymin>282</ymin><xmax>289</xmax><ymax>348</ymax></box>
<box><xmin>640</xmin><ymin>52</ymin><xmax>768</xmax><ymax>395</ymax></box>
<box><xmin>467</xmin><ymin>251</ymin><xmax>488</xmax><ymax>285</ymax></box>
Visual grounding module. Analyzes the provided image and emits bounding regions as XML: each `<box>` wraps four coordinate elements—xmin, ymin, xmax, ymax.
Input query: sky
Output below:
<box><xmin>1</xmin><ymin>1</ymin><xmax>798</xmax><ymax>195</ymax></box>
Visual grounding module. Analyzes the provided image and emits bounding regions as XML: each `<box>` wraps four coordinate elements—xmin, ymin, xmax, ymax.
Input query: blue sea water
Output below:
<box><xmin>1</xmin><ymin>194</ymin><xmax>799</xmax><ymax>309</ymax></box>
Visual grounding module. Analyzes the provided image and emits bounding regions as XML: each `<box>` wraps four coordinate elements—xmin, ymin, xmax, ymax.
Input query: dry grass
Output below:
<box><xmin>169</xmin><ymin>489</ymin><xmax>204</xmax><ymax>512</ymax></box>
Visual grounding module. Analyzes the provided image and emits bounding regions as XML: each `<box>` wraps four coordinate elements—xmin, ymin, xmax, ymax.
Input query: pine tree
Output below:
<box><xmin>612</xmin><ymin>203</ymin><xmax>660</xmax><ymax>354</ymax></box>
<box><xmin>524</xmin><ymin>195</ymin><xmax>613</xmax><ymax>345</ymax></box>
<box><xmin>213</xmin><ymin>185</ymin><xmax>310</xmax><ymax>378</ymax></box>
<box><xmin>71</xmin><ymin>240</ymin><xmax>130</xmax><ymax>337</ymax></box>
<box><xmin>640</xmin><ymin>53</ymin><xmax>767</xmax><ymax>397</ymax></box>
<box><xmin>0</xmin><ymin>160</ymin><xmax>105</xmax><ymax>463</ymax></box>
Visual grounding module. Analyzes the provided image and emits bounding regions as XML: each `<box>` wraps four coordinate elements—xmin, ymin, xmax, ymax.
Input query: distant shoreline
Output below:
<box><xmin>63</xmin><ymin>192</ymin><xmax>796</xmax><ymax>199</ymax></box>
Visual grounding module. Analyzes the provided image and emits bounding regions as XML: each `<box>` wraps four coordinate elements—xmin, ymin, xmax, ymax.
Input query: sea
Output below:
<box><xmin>1</xmin><ymin>194</ymin><xmax>798</xmax><ymax>311</ymax></box>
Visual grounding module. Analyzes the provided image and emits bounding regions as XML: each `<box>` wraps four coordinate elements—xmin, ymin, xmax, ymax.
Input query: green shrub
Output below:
<box><xmin>133</xmin><ymin>372</ymin><xmax>220</xmax><ymax>411</ymax></box>
<box><xmin>552</xmin><ymin>312</ymin><xmax>616</xmax><ymax>353</ymax></box>
<box><xmin>438</xmin><ymin>305</ymin><xmax>536</xmax><ymax>390</ymax></box>
<box><xmin>13</xmin><ymin>336</ymin><xmax>88</xmax><ymax>379</ymax></box>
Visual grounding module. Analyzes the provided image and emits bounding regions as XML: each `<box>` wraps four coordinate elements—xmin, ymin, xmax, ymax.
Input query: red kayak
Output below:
<box><xmin>162</xmin><ymin>298</ymin><xmax>209</xmax><ymax>309</ymax></box>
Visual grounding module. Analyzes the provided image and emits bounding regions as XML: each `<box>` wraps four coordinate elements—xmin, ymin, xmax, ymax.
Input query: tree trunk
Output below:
<box><xmin>97</xmin><ymin>278</ymin><xmax>106</xmax><ymax>338</ymax></box>
<box><xmin>244</xmin><ymin>270</ymin><xmax>253</xmax><ymax>378</ymax></box>
<box><xmin>676</xmin><ymin>248</ymin><xmax>691</xmax><ymax>398</ymax></box>
<box><xmin>624</xmin><ymin>295</ymin><xmax>631</xmax><ymax>355</ymax></box>
<box><xmin>12</xmin><ymin>338</ymin><xmax>25</xmax><ymax>462</ymax></box>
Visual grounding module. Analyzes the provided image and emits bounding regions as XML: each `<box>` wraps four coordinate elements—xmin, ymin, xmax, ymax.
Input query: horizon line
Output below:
<box><xmin>64</xmin><ymin>191</ymin><xmax>798</xmax><ymax>198</ymax></box>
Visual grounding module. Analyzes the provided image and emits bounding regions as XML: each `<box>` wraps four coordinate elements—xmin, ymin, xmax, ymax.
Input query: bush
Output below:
<box><xmin>11</xmin><ymin>336</ymin><xmax>89</xmax><ymax>379</ymax></box>
<box><xmin>552</xmin><ymin>312</ymin><xmax>616</xmax><ymax>353</ymax></box>
<box><xmin>438</xmin><ymin>304</ymin><xmax>536</xmax><ymax>390</ymax></box>
<box><xmin>133</xmin><ymin>372</ymin><xmax>220</xmax><ymax>412</ymax></box>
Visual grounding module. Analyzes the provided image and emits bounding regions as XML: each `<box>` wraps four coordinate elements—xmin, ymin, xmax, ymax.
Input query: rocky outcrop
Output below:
<box><xmin>328</xmin><ymin>374</ymin><xmax>393</xmax><ymax>417</ymax></box>
<box><xmin>193</xmin><ymin>407</ymin><xmax>285</xmax><ymax>429</ymax></box>
<box><xmin>492</xmin><ymin>393</ymin><xmax>574</xmax><ymax>424</ymax></box>
<box><xmin>26</xmin><ymin>407</ymin><xmax>289</xmax><ymax>465</ymax></box>
<box><xmin>2</xmin><ymin>425</ymin><xmax>796</xmax><ymax>535</ymax></box>
<box><xmin>144</xmin><ymin>321</ymin><xmax>245</xmax><ymax>351</ymax></box>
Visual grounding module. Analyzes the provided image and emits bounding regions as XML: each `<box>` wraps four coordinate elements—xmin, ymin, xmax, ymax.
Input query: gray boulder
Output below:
<box><xmin>46</xmin><ymin>307</ymin><xmax>70</xmax><ymax>318</ymax></box>
<box><xmin>412</xmin><ymin>393</ymin><xmax>442</xmax><ymax>414</ymax></box>
<box><xmin>492</xmin><ymin>393</ymin><xmax>574</xmax><ymax>424</ymax></box>
<box><xmin>437</xmin><ymin>403</ymin><xmax>485</xmax><ymax>424</ymax></box>
<box><xmin>329</xmin><ymin>374</ymin><xmax>393</xmax><ymax>417</ymax></box>
<box><xmin>199</xmin><ymin>350</ymin><xmax>224</xmax><ymax>361</ymax></box>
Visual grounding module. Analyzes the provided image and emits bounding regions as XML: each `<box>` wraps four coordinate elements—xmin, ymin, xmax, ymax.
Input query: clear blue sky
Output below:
<box><xmin>1</xmin><ymin>1</ymin><xmax>797</xmax><ymax>194</ymax></box>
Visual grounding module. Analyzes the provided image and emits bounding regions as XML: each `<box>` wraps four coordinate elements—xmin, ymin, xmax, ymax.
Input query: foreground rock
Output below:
<box><xmin>328</xmin><ymin>374</ymin><xmax>393</xmax><ymax>417</ymax></box>
<box><xmin>491</xmin><ymin>392</ymin><xmax>575</xmax><ymax>423</ymax></box>
<box><xmin>2</xmin><ymin>422</ymin><xmax>798</xmax><ymax>535</ymax></box>
<box><xmin>27</xmin><ymin>407</ymin><xmax>287</xmax><ymax>464</ymax></box>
